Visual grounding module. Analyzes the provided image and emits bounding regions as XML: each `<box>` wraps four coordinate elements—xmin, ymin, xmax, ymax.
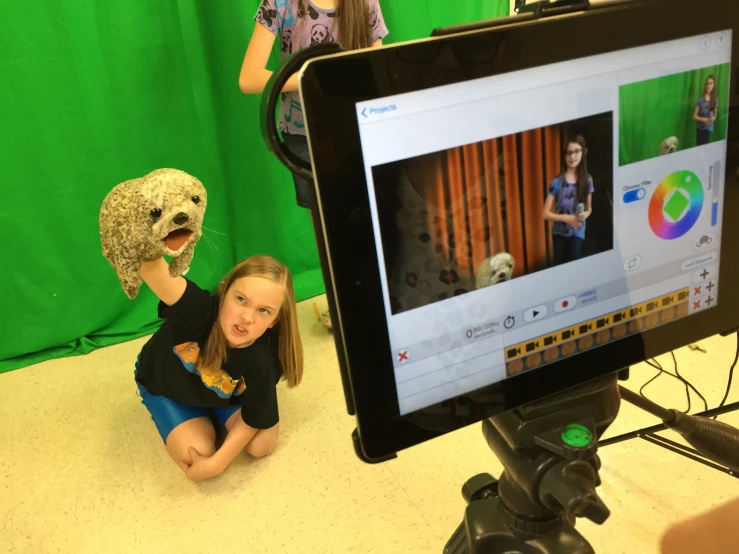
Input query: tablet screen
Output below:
<box><xmin>356</xmin><ymin>29</ymin><xmax>733</xmax><ymax>415</ymax></box>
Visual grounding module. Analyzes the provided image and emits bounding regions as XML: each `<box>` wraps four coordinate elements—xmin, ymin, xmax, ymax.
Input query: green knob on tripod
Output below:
<box><xmin>561</xmin><ymin>424</ymin><xmax>592</xmax><ymax>447</ymax></box>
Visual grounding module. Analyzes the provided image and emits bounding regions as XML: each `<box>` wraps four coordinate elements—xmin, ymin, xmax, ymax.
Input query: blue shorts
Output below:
<box><xmin>134</xmin><ymin>364</ymin><xmax>240</xmax><ymax>443</ymax></box>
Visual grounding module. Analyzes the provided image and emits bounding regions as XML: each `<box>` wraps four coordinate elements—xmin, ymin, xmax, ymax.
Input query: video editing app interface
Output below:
<box><xmin>357</xmin><ymin>30</ymin><xmax>732</xmax><ymax>415</ymax></box>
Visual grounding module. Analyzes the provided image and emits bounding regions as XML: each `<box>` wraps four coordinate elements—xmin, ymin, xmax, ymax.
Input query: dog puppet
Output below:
<box><xmin>659</xmin><ymin>136</ymin><xmax>679</xmax><ymax>155</ymax></box>
<box><xmin>100</xmin><ymin>168</ymin><xmax>207</xmax><ymax>299</ymax></box>
<box><xmin>475</xmin><ymin>252</ymin><xmax>515</xmax><ymax>289</ymax></box>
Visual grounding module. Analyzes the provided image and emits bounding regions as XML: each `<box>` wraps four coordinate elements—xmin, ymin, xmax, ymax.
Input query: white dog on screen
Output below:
<box><xmin>659</xmin><ymin>136</ymin><xmax>679</xmax><ymax>155</ymax></box>
<box><xmin>476</xmin><ymin>253</ymin><xmax>515</xmax><ymax>289</ymax></box>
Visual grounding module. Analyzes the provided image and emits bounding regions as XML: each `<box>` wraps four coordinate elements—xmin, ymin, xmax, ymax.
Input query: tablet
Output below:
<box><xmin>298</xmin><ymin>0</ymin><xmax>739</xmax><ymax>461</ymax></box>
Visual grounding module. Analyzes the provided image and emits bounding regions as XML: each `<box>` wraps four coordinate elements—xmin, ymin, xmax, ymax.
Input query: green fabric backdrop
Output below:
<box><xmin>0</xmin><ymin>0</ymin><xmax>508</xmax><ymax>373</ymax></box>
<box><xmin>619</xmin><ymin>64</ymin><xmax>731</xmax><ymax>166</ymax></box>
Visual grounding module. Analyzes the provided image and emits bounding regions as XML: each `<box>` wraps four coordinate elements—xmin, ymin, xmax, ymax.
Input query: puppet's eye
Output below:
<box><xmin>150</xmin><ymin>208</ymin><xmax>162</xmax><ymax>220</ymax></box>
<box><xmin>191</xmin><ymin>196</ymin><xmax>200</xmax><ymax>205</ymax></box>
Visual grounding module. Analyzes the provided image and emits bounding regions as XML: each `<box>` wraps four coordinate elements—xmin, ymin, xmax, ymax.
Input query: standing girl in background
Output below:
<box><xmin>543</xmin><ymin>135</ymin><xmax>594</xmax><ymax>266</ymax></box>
<box><xmin>239</xmin><ymin>0</ymin><xmax>388</xmax><ymax>326</ymax></box>
<box><xmin>135</xmin><ymin>255</ymin><xmax>303</xmax><ymax>481</ymax></box>
<box><xmin>239</xmin><ymin>0</ymin><xmax>388</xmax><ymax>209</ymax></box>
<box><xmin>693</xmin><ymin>74</ymin><xmax>718</xmax><ymax>146</ymax></box>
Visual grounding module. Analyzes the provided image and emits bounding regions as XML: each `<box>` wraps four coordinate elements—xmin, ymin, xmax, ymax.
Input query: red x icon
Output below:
<box><xmin>694</xmin><ymin>286</ymin><xmax>702</xmax><ymax>296</ymax></box>
<box><xmin>398</xmin><ymin>350</ymin><xmax>409</xmax><ymax>362</ymax></box>
<box><xmin>693</xmin><ymin>300</ymin><xmax>701</xmax><ymax>310</ymax></box>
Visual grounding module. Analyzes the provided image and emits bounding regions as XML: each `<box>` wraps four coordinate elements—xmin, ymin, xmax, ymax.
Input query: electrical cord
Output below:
<box><xmin>641</xmin><ymin>357</ymin><xmax>689</xmax><ymax>412</ymax></box>
<box><xmin>671</xmin><ymin>350</ymin><xmax>709</xmax><ymax>413</ymax></box>
<box><xmin>639</xmin><ymin>332</ymin><xmax>738</xmax><ymax>418</ymax></box>
<box><xmin>669</xmin><ymin>351</ymin><xmax>692</xmax><ymax>413</ymax></box>
<box><xmin>640</xmin><ymin>358</ymin><xmax>672</xmax><ymax>404</ymax></box>
<box><xmin>715</xmin><ymin>331</ymin><xmax>738</xmax><ymax>416</ymax></box>
<box><xmin>641</xmin><ymin>354</ymin><xmax>708</xmax><ymax>414</ymax></box>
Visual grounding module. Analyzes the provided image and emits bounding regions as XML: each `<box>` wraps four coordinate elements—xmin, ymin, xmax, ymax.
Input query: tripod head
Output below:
<box><xmin>446</xmin><ymin>369</ymin><xmax>739</xmax><ymax>554</ymax></box>
<box><xmin>446</xmin><ymin>373</ymin><xmax>620</xmax><ymax>554</ymax></box>
<box><xmin>487</xmin><ymin>374</ymin><xmax>618</xmax><ymax>526</ymax></box>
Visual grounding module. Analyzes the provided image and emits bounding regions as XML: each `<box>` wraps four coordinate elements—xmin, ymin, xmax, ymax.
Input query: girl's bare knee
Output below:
<box><xmin>165</xmin><ymin>417</ymin><xmax>217</xmax><ymax>467</ymax></box>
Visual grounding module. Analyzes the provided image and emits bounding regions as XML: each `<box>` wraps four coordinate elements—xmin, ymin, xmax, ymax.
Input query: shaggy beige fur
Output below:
<box><xmin>476</xmin><ymin>253</ymin><xmax>515</xmax><ymax>289</ymax></box>
<box><xmin>100</xmin><ymin>168</ymin><xmax>207</xmax><ymax>299</ymax></box>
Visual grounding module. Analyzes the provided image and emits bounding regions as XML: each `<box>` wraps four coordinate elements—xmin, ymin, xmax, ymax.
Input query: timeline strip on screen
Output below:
<box><xmin>504</xmin><ymin>288</ymin><xmax>690</xmax><ymax>375</ymax></box>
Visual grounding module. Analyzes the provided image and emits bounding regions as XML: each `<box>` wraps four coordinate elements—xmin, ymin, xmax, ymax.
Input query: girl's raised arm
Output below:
<box><xmin>139</xmin><ymin>257</ymin><xmax>187</xmax><ymax>306</ymax></box>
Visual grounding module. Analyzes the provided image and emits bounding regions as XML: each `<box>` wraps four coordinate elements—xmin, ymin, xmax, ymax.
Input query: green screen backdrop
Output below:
<box><xmin>619</xmin><ymin>64</ymin><xmax>731</xmax><ymax>166</ymax></box>
<box><xmin>0</xmin><ymin>0</ymin><xmax>508</xmax><ymax>374</ymax></box>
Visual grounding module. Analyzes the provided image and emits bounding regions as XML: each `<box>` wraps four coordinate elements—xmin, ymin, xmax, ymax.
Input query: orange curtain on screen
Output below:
<box><xmin>429</xmin><ymin>125</ymin><xmax>562</xmax><ymax>282</ymax></box>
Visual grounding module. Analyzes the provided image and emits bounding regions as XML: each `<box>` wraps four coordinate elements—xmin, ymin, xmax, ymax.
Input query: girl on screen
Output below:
<box><xmin>542</xmin><ymin>135</ymin><xmax>594</xmax><ymax>266</ymax></box>
<box><xmin>693</xmin><ymin>74</ymin><xmax>718</xmax><ymax>146</ymax></box>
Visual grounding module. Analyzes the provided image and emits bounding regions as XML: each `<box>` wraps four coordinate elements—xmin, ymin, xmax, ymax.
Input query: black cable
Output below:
<box><xmin>670</xmin><ymin>352</ymin><xmax>691</xmax><ymax>413</ymax></box>
<box><xmin>641</xmin><ymin>354</ymin><xmax>708</xmax><ymax>414</ymax></box>
<box><xmin>671</xmin><ymin>351</ymin><xmax>708</xmax><ymax>413</ymax></box>
<box><xmin>640</xmin><ymin>358</ymin><xmax>668</xmax><ymax>401</ymax></box>
<box><xmin>642</xmin><ymin>358</ymin><xmax>690</xmax><ymax>413</ymax></box>
<box><xmin>637</xmin><ymin>334</ymin><xmax>736</xmax><ymax>422</ymax></box>
<box><xmin>716</xmin><ymin>332</ymin><xmax>738</xmax><ymax>414</ymax></box>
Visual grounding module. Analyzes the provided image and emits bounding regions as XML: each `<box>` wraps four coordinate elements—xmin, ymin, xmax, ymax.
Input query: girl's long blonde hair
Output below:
<box><xmin>199</xmin><ymin>255</ymin><xmax>304</xmax><ymax>387</ymax></box>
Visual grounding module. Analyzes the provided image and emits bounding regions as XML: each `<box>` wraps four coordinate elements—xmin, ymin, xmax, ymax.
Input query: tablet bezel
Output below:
<box><xmin>298</xmin><ymin>0</ymin><xmax>739</xmax><ymax>460</ymax></box>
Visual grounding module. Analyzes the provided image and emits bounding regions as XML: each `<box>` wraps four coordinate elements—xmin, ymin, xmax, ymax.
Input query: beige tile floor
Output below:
<box><xmin>1</xmin><ymin>296</ymin><xmax>737</xmax><ymax>554</ymax></box>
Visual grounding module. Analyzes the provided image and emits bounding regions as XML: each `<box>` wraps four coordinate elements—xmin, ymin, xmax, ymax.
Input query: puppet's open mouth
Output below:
<box><xmin>164</xmin><ymin>229</ymin><xmax>194</xmax><ymax>251</ymax></box>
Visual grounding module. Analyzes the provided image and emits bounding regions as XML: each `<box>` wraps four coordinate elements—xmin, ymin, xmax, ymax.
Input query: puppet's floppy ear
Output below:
<box><xmin>118</xmin><ymin>268</ymin><xmax>143</xmax><ymax>300</ymax></box>
<box><xmin>100</xmin><ymin>216</ymin><xmax>143</xmax><ymax>299</ymax></box>
<box><xmin>100</xmin><ymin>185</ymin><xmax>146</xmax><ymax>300</ymax></box>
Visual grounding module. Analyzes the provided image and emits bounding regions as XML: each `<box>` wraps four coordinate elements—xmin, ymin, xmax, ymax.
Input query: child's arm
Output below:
<box><xmin>578</xmin><ymin>194</ymin><xmax>593</xmax><ymax>221</ymax></box>
<box><xmin>543</xmin><ymin>194</ymin><xmax>581</xmax><ymax>228</ymax></box>
<box><xmin>693</xmin><ymin>105</ymin><xmax>711</xmax><ymax>124</ymax></box>
<box><xmin>239</xmin><ymin>22</ymin><xmax>385</xmax><ymax>95</ymax></box>
<box><xmin>139</xmin><ymin>257</ymin><xmax>187</xmax><ymax>306</ymax></box>
<box><xmin>239</xmin><ymin>24</ymin><xmax>299</xmax><ymax>94</ymax></box>
<box><xmin>186</xmin><ymin>417</ymin><xmax>258</xmax><ymax>481</ymax></box>
<box><xmin>210</xmin><ymin>418</ymin><xmax>258</xmax><ymax>474</ymax></box>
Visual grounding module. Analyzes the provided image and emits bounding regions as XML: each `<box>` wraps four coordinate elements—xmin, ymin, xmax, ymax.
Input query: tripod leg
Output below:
<box><xmin>444</xmin><ymin>521</ymin><xmax>468</xmax><ymax>554</ymax></box>
<box><xmin>446</xmin><ymin>493</ymin><xmax>595</xmax><ymax>554</ymax></box>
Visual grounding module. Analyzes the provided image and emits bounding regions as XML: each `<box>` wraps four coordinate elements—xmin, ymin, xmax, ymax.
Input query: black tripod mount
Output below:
<box><xmin>444</xmin><ymin>373</ymin><xmax>620</xmax><ymax>554</ymax></box>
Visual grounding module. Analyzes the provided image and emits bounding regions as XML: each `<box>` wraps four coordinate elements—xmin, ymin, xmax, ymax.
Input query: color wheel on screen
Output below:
<box><xmin>648</xmin><ymin>170</ymin><xmax>704</xmax><ymax>240</ymax></box>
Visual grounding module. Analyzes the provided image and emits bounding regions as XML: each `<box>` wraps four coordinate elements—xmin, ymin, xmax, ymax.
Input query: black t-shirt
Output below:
<box><xmin>135</xmin><ymin>279</ymin><xmax>282</xmax><ymax>430</ymax></box>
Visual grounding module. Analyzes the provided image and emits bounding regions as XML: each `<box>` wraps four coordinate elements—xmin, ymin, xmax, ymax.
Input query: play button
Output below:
<box><xmin>524</xmin><ymin>305</ymin><xmax>548</xmax><ymax>323</ymax></box>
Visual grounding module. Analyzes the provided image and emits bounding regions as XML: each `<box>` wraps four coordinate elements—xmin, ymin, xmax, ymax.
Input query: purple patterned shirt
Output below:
<box><xmin>255</xmin><ymin>0</ymin><xmax>389</xmax><ymax>135</ymax></box>
<box><xmin>548</xmin><ymin>175</ymin><xmax>594</xmax><ymax>239</ymax></box>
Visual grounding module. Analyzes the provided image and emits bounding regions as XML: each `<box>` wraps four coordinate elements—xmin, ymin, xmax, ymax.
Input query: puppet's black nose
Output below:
<box><xmin>173</xmin><ymin>212</ymin><xmax>189</xmax><ymax>225</ymax></box>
